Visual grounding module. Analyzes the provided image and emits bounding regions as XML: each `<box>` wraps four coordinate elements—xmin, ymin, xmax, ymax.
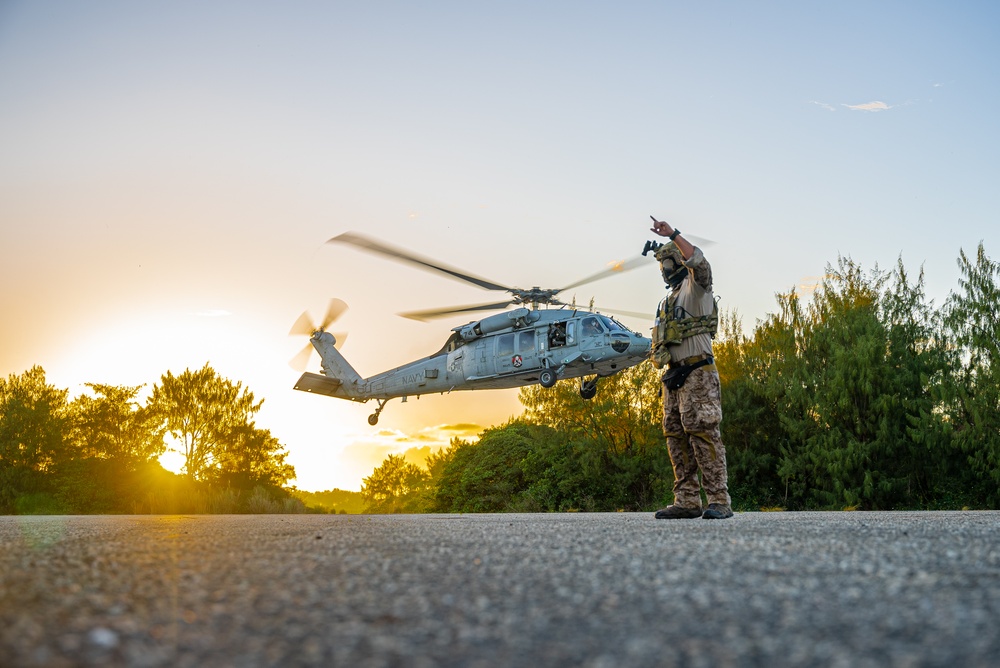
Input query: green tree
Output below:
<box><xmin>361</xmin><ymin>453</ymin><xmax>431</xmax><ymax>513</ymax></box>
<box><xmin>518</xmin><ymin>364</ymin><xmax>670</xmax><ymax>510</ymax></box>
<box><xmin>943</xmin><ymin>242</ymin><xmax>1000</xmax><ymax>504</ymax></box>
<box><xmin>432</xmin><ymin>422</ymin><xmax>536</xmax><ymax>512</ymax></box>
<box><xmin>756</xmin><ymin>257</ymin><xmax>955</xmax><ymax>509</ymax></box>
<box><xmin>209</xmin><ymin>425</ymin><xmax>296</xmax><ymax>490</ymax></box>
<box><xmin>146</xmin><ymin>364</ymin><xmax>292</xmax><ymax>486</ymax></box>
<box><xmin>71</xmin><ymin>383</ymin><xmax>165</xmax><ymax>469</ymax></box>
<box><xmin>0</xmin><ymin>366</ymin><xmax>70</xmax><ymax>512</ymax></box>
<box><xmin>714</xmin><ymin>308</ymin><xmax>789</xmax><ymax>509</ymax></box>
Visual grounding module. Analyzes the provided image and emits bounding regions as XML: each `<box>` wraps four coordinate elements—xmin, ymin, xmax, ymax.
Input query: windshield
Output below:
<box><xmin>599</xmin><ymin>315</ymin><xmax>625</xmax><ymax>331</ymax></box>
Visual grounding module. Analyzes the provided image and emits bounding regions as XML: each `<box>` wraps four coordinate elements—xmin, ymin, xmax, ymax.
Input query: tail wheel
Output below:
<box><xmin>368</xmin><ymin>399</ymin><xmax>389</xmax><ymax>426</ymax></box>
<box><xmin>580</xmin><ymin>378</ymin><xmax>598</xmax><ymax>400</ymax></box>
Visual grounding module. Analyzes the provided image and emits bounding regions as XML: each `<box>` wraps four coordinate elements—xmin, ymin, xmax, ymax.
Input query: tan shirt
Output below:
<box><xmin>663</xmin><ymin>247</ymin><xmax>715</xmax><ymax>364</ymax></box>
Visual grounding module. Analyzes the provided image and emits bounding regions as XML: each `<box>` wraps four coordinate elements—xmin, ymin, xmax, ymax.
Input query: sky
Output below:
<box><xmin>1</xmin><ymin>1</ymin><xmax>998</xmax><ymax>492</ymax></box>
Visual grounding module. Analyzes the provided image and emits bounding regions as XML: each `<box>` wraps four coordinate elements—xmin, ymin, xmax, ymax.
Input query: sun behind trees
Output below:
<box><xmin>0</xmin><ymin>363</ymin><xmax>298</xmax><ymax>514</ymax></box>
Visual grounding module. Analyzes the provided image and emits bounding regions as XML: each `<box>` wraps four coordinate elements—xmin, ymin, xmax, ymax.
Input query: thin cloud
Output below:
<box><xmin>844</xmin><ymin>101</ymin><xmax>892</xmax><ymax>112</ymax></box>
<box><xmin>437</xmin><ymin>422</ymin><xmax>483</xmax><ymax>434</ymax></box>
<box><xmin>809</xmin><ymin>100</ymin><xmax>836</xmax><ymax>112</ymax></box>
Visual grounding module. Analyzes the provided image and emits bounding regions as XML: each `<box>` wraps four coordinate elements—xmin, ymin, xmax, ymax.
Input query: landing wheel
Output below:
<box><xmin>580</xmin><ymin>377</ymin><xmax>598</xmax><ymax>400</ymax></box>
<box><xmin>368</xmin><ymin>399</ymin><xmax>389</xmax><ymax>426</ymax></box>
<box><xmin>539</xmin><ymin>368</ymin><xmax>558</xmax><ymax>388</ymax></box>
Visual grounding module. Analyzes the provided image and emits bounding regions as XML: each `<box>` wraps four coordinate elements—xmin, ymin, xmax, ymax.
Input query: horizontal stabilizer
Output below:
<box><xmin>294</xmin><ymin>372</ymin><xmax>343</xmax><ymax>397</ymax></box>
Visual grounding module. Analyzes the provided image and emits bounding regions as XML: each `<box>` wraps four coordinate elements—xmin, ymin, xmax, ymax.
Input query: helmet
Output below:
<box><xmin>654</xmin><ymin>242</ymin><xmax>688</xmax><ymax>289</ymax></box>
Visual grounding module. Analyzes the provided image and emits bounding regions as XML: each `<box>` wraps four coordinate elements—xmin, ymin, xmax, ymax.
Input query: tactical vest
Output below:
<box><xmin>650</xmin><ymin>294</ymin><xmax>719</xmax><ymax>368</ymax></box>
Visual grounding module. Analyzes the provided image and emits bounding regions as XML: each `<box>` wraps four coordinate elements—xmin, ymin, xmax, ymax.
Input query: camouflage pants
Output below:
<box><xmin>662</xmin><ymin>365</ymin><xmax>731</xmax><ymax>507</ymax></box>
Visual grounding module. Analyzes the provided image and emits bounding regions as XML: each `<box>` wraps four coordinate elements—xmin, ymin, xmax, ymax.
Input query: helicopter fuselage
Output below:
<box><xmin>294</xmin><ymin>307</ymin><xmax>651</xmax><ymax>422</ymax></box>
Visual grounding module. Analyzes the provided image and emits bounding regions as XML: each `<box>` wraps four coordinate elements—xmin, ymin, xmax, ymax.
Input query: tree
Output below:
<box><xmin>749</xmin><ymin>256</ymin><xmax>956</xmax><ymax>509</ymax></box>
<box><xmin>431</xmin><ymin>422</ymin><xmax>536</xmax><ymax>513</ymax></box>
<box><xmin>209</xmin><ymin>425</ymin><xmax>296</xmax><ymax>490</ymax></box>
<box><xmin>0</xmin><ymin>366</ymin><xmax>70</xmax><ymax>511</ymax></box>
<box><xmin>943</xmin><ymin>242</ymin><xmax>1000</xmax><ymax>504</ymax></box>
<box><xmin>361</xmin><ymin>453</ymin><xmax>431</xmax><ymax>513</ymax></box>
<box><xmin>146</xmin><ymin>364</ymin><xmax>267</xmax><ymax>482</ymax></box>
<box><xmin>71</xmin><ymin>383</ymin><xmax>165</xmax><ymax>470</ymax></box>
<box><xmin>714</xmin><ymin>308</ymin><xmax>789</xmax><ymax>509</ymax></box>
<box><xmin>518</xmin><ymin>363</ymin><xmax>671</xmax><ymax>510</ymax></box>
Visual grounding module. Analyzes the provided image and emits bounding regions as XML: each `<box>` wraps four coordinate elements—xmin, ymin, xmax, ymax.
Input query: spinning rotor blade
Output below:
<box><xmin>397</xmin><ymin>300</ymin><xmax>516</xmax><ymax>322</ymax></box>
<box><xmin>677</xmin><ymin>233</ymin><xmax>716</xmax><ymax>248</ymax></box>
<box><xmin>558</xmin><ymin>255</ymin><xmax>649</xmax><ymax>292</ymax></box>
<box><xmin>289</xmin><ymin>311</ymin><xmax>316</xmax><ymax>337</ymax></box>
<box><xmin>288</xmin><ymin>298</ymin><xmax>348</xmax><ymax>335</ymax></box>
<box><xmin>288</xmin><ymin>332</ymin><xmax>348</xmax><ymax>371</ymax></box>
<box><xmin>289</xmin><ymin>343</ymin><xmax>315</xmax><ymax>372</ymax></box>
<box><xmin>321</xmin><ymin>298</ymin><xmax>348</xmax><ymax>330</ymax></box>
<box><xmin>594</xmin><ymin>306</ymin><xmax>653</xmax><ymax>321</ymax></box>
<box><xmin>328</xmin><ymin>232</ymin><xmax>510</xmax><ymax>292</ymax></box>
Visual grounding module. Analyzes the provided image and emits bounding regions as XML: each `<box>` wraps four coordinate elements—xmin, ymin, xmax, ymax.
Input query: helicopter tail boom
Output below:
<box><xmin>295</xmin><ymin>330</ymin><xmax>365</xmax><ymax>398</ymax></box>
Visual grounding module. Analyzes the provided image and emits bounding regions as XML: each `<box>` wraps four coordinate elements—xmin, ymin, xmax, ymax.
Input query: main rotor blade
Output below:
<box><xmin>558</xmin><ymin>255</ymin><xmax>650</xmax><ymax>292</ymax></box>
<box><xmin>397</xmin><ymin>300</ymin><xmax>515</xmax><ymax>322</ymax></box>
<box><xmin>594</xmin><ymin>306</ymin><xmax>654</xmax><ymax>321</ymax></box>
<box><xmin>683</xmin><ymin>233</ymin><xmax>716</xmax><ymax>248</ymax></box>
<box><xmin>328</xmin><ymin>232</ymin><xmax>510</xmax><ymax>292</ymax></box>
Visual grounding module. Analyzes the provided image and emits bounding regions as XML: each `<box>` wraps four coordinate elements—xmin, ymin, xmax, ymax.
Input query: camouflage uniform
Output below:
<box><xmin>657</xmin><ymin>246</ymin><xmax>731</xmax><ymax>508</ymax></box>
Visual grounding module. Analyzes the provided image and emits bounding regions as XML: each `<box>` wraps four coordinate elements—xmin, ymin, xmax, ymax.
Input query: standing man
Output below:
<box><xmin>648</xmin><ymin>216</ymin><xmax>732</xmax><ymax>519</ymax></box>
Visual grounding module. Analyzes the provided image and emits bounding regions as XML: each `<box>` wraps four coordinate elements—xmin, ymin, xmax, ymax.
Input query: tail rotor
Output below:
<box><xmin>289</xmin><ymin>298</ymin><xmax>349</xmax><ymax>371</ymax></box>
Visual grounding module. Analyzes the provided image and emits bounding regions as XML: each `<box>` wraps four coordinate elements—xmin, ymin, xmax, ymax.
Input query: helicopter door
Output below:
<box><xmin>496</xmin><ymin>330</ymin><xmax>540</xmax><ymax>375</ymax></box>
<box><xmin>516</xmin><ymin>329</ymin><xmax>540</xmax><ymax>370</ymax></box>
<box><xmin>495</xmin><ymin>333</ymin><xmax>516</xmax><ymax>375</ymax></box>
<box><xmin>579</xmin><ymin>316</ymin><xmax>606</xmax><ymax>353</ymax></box>
<box><xmin>474</xmin><ymin>339</ymin><xmax>495</xmax><ymax>377</ymax></box>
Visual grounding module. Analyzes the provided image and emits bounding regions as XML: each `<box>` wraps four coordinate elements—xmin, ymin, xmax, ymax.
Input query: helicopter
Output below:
<box><xmin>291</xmin><ymin>232</ymin><xmax>654</xmax><ymax>425</ymax></box>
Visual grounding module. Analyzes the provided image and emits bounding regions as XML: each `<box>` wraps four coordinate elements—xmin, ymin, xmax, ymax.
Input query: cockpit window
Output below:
<box><xmin>581</xmin><ymin>316</ymin><xmax>604</xmax><ymax>337</ymax></box>
<box><xmin>599</xmin><ymin>315</ymin><xmax>625</xmax><ymax>331</ymax></box>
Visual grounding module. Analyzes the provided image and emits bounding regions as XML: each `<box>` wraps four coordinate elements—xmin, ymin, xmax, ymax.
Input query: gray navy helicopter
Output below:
<box><xmin>291</xmin><ymin>232</ymin><xmax>653</xmax><ymax>425</ymax></box>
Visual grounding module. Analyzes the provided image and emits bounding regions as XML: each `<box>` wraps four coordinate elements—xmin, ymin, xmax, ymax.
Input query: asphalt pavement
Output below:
<box><xmin>2</xmin><ymin>511</ymin><xmax>998</xmax><ymax>667</ymax></box>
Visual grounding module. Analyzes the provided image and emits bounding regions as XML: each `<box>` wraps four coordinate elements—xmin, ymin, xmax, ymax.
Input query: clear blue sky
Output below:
<box><xmin>2</xmin><ymin>1</ymin><xmax>997</xmax><ymax>490</ymax></box>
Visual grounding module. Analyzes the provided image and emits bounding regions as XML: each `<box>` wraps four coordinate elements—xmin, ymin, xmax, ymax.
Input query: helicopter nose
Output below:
<box><xmin>630</xmin><ymin>335</ymin><xmax>651</xmax><ymax>356</ymax></box>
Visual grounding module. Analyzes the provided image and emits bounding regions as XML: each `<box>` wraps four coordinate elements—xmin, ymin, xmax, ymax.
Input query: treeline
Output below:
<box><xmin>0</xmin><ymin>363</ymin><xmax>304</xmax><ymax>514</ymax></box>
<box><xmin>360</xmin><ymin>243</ymin><xmax>1000</xmax><ymax>512</ymax></box>
<box><xmin>291</xmin><ymin>488</ymin><xmax>366</xmax><ymax>514</ymax></box>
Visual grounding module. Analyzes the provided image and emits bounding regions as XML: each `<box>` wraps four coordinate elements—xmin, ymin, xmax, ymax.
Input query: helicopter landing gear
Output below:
<box><xmin>368</xmin><ymin>399</ymin><xmax>389</xmax><ymax>426</ymax></box>
<box><xmin>538</xmin><ymin>367</ymin><xmax>559</xmax><ymax>388</ymax></box>
<box><xmin>580</xmin><ymin>377</ymin><xmax>598</xmax><ymax>400</ymax></box>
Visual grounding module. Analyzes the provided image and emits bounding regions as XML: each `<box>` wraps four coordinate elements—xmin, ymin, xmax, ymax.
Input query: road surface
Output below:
<box><xmin>2</xmin><ymin>512</ymin><xmax>998</xmax><ymax>667</ymax></box>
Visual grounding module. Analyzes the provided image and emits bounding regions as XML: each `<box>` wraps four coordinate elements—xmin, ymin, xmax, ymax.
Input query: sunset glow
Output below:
<box><xmin>2</xmin><ymin>2</ymin><xmax>997</xmax><ymax>491</ymax></box>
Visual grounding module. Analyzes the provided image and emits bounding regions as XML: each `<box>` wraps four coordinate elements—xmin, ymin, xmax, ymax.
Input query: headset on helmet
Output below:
<box><xmin>654</xmin><ymin>242</ymin><xmax>688</xmax><ymax>289</ymax></box>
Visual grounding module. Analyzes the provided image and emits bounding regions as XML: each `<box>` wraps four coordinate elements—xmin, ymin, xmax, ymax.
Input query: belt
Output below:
<box><xmin>668</xmin><ymin>353</ymin><xmax>713</xmax><ymax>369</ymax></box>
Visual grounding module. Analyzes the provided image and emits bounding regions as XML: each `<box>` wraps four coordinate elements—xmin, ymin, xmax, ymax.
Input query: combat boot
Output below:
<box><xmin>702</xmin><ymin>503</ymin><xmax>734</xmax><ymax>519</ymax></box>
<box><xmin>654</xmin><ymin>505</ymin><xmax>703</xmax><ymax>519</ymax></box>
